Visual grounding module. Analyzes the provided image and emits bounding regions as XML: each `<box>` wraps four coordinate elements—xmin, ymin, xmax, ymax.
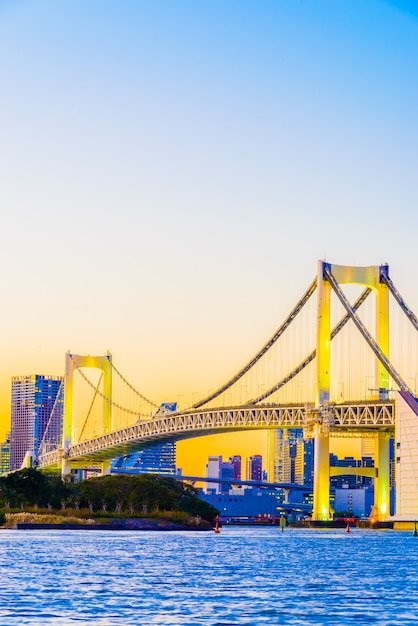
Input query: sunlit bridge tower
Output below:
<box><xmin>10</xmin><ymin>375</ymin><xmax>63</xmax><ymax>471</ymax></box>
<box><xmin>312</xmin><ymin>261</ymin><xmax>391</xmax><ymax>521</ymax></box>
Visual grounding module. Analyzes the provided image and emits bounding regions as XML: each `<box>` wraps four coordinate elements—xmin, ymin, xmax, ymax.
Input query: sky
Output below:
<box><xmin>0</xmin><ymin>0</ymin><xmax>417</xmax><ymax>475</ymax></box>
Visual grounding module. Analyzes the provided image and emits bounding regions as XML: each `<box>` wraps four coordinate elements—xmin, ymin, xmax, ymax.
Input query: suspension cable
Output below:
<box><xmin>110</xmin><ymin>361</ymin><xmax>159</xmax><ymax>408</ymax></box>
<box><xmin>74</xmin><ymin>364</ymin><xmax>142</xmax><ymax>417</ymax></box>
<box><xmin>78</xmin><ymin>372</ymin><xmax>103</xmax><ymax>441</ymax></box>
<box><xmin>192</xmin><ymin>278</ymin><xmax>318</xmax><ymax>409</ymax></box>
<box><xmin>380</xmin><ymin>271</ymin><xmax>418</xmax><ymax>332</ymax></box>
<box><xmin>324</xmin><ymin>265</ymin><xmax>410</xmax><ymax>392</ymax></box>
<box><xmin>248</xmin><ymin>287</ymin><xmax>372</xmax><ymax>403</ymax></box>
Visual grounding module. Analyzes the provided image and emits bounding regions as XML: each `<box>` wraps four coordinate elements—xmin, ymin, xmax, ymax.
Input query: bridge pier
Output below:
<box><xmin>374</xmin><ymin>433</ymin><xmax>390</xmax><ymax>520</ymax></box>
<box><xmin>61</xmin><ymin>456</ymin><xmax>71</xmax><ymax>477</ymax></box>
<box><xmin>312</xmin><ymin>423</ymin><xmax>330</xmax><ymax>520</ymax></box>
<box><xmin>101</xmin><ymin>460</ymin><xmax>112</xmax><ymax>476</ymax></box>
<box><xmin>282</xmin><ymin>488</ymin><xmax>291</xmax><ymax>504</ymax></box>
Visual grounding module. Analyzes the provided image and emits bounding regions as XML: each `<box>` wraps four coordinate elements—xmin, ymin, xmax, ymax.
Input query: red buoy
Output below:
<box><xmin>214</xmin><ymin>515</ymin><xmax>220</xmax><ymax>534</ymax></box>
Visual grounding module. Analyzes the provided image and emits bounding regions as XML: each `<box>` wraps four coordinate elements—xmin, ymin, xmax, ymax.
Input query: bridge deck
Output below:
<box><xmin>37</xmin><ymin>401</ymin><xmax>394</xmax><ymax>469</ymax></box>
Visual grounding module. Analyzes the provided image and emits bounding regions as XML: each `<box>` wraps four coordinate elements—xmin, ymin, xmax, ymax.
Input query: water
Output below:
<box><xmin>1</xmin><ymin>526</ymin><xmax>418</xmax><ymax>625</ymax></box>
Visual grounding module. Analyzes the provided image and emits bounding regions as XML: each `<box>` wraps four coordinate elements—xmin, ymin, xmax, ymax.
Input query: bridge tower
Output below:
<box><xmin>313</xmin><ymin>261</ymin><xmax>390</xmax><ymax>521</ymax></box>
<box><xmin>62</xmin><ymin>353</ymin><xmax>112</xmax><ymax>476</ymax></box>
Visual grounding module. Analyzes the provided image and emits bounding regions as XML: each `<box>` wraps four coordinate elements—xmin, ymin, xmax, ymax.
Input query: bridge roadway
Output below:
<box><xmin>37</xmin><ymin>400</ymin><xmax>394</xmax><ymax>470</ymax></box>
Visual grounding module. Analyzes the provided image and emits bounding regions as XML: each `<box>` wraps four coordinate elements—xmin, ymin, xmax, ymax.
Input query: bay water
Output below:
<box><xmin>1</xmin><ymin>526</ymin><xmax>418</xmax><ymax>625</ymax></box>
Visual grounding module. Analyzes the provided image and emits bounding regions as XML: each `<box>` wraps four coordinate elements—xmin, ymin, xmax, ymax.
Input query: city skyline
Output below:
<box><xmin>1</xmin><ymin>1</ymin><xmax>417</xmax><ymax>475</ymax></box>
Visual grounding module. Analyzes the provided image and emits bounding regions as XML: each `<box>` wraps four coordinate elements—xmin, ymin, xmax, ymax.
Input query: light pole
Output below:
<box><xmin>365</xmin><ymin>375</ymin><xmax>375</xmax><ymax>399</ymax></box>
<box><xmin>337</xmin><ymin>378</ymin><xmax>347</xmax><ymax>403</ymax></box>
<box><xmin>297</xmin><ymin>381</ymin><xmax>305</xmax><ymax>404</ymax></box>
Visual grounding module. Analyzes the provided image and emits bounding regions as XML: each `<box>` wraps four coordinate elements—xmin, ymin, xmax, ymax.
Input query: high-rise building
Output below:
<box><xmin>0</xmin><ymin>433</ymin><xmax>10</xmax><ymax>474</ymax></box>
<box><xmin>229</xmin><ymin>455</ymin><xmax>242</xmax><ymax>480</ymax></box>
<box><xmin>361</xmin><ymin>438</ymin><xmax>375</xmax><ymax>459</ymax></box>
<box><xmin>10</xmin><ymin>375</ymin><xmax>63</xmax><ymax>471</ymax></box>
<box><xmin>204</xmin><ymin>455</ymin><xmax>242</xmax><ymax>493</ymax></box>
<box><xmin>111</xmin><ymin>442</ymin><xmax>176</xmax><ymax>475</ymax></box>
<box><xmin>206</xmin><ymin>455</ymin><xmax>222</xmax><ymax>493</ymax></box>
<box><xmin>295</xmin><ymin>438</ymin><xmax>314</xmax><ymax>484</ymax></box>
<box><xmin>111</xmin><ymin>403</ymin><xmax>177</xmax><ymax>477</ymax></box>
<box><xmin>269</xmin><ymin>429</ymin><xmax>312</xmax><ymax>484</ymax></box>
<box><xmin>247</xmin><ymin>455</ymin><xmax>263</xmax><ymax>481</ymax></box>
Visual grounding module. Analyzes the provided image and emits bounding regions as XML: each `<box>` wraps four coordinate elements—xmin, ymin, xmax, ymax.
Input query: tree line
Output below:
<box><xmin>0</xmin><ymin>469</ymin><xmax>219</xmax><ymax>522</ymax></box>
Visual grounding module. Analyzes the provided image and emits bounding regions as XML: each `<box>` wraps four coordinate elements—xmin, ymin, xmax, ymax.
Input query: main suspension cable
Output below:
<box><xmin>192</xmin><ymin>278</ymin><xmax>317</xmax><ymax>409</ymax></box>
<box><xmin>380</xmin><ymin>270</ymin><xmax>418</xmax><ymax>332</ymax></box>
<box><xmin>248</xmin><ymin>287</ymin><xmax>372</xmax><ymax>403</ymax></box>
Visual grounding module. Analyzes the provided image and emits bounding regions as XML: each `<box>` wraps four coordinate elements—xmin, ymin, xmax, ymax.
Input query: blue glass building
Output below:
<box><xmin>10</xmin><ymin>375</ymin><xmax>63</xmax><ymax>470</ymax></box>
<box><xmin>111</xmin><ymin>442</ymin><xmax>176</xmax><ymax>475</ymax></box>
<box><xmin>111</xmin><ymin>403</ymin><xmax>177</xmax><ymax>475</ymax></box>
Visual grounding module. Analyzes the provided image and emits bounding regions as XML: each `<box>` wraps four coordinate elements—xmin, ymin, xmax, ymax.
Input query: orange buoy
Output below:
<box><xmin>214</xmin><ymin>515</ymin><xmax>220</xmax><ymax>534</ymax></box>
<box><xmin>346</xmin><ymin>521</ymin><xmax>351</xmax><ymax>533</ymax></box>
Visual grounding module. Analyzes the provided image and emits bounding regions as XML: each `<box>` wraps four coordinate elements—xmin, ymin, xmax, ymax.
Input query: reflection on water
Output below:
<box><xmin>0</xmin><ymin>527</ymin><xmax>418</xmax><ymax>624</ymax></box>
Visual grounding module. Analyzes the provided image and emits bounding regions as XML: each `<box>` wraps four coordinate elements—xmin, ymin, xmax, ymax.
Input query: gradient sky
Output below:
<box><xmin>1</xmin><ymin>1</ymin><xmax>417</xmax><ymax>475</ymax></box>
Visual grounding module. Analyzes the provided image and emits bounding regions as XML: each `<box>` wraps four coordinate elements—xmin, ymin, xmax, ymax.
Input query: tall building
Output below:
<box><xmin>111</xmin><ymin>442</ymin><xmax>176</xmax><ymax>475</ymax></box>
<box><xmin>269</xmin><ymin>429</ymin><xmax>312</xmax><ymax>484</ymax></box>
<box><xmin>111</xmin><ymin>403</ymin><xmax>177</xmax><ymax>477</ymax></box>
<box><xmin>295</xmin><ymin>438</ymin><xmax>314</xmax><ymax>484</ymax></box>
<box><xmin>206</xmin><ymin>455</ymin><xmax>222</xmax><ymax>493</ymax></box>
<box><xmin>247</xmin><ymin>455</ymin><xmax>263</xmax><ymax>481</ymax></box>
<box><xmin>10</xmin><ymin>375</ymin><xmax>63</xmax><ymax>471</ymax></box>
<box><xmin>204</xmin><ymin>455</ymin><xmax>242</xmax><ymax>493</ymax></box>
<box><xmin>229</xmin><ymin>455</ymin><xmax>242</xmax><ymax>480</ymax></box>
<box><xmin>0</xmin><ymin>433</ymin><xmax>10</xmax><ymax>474</ymax></box>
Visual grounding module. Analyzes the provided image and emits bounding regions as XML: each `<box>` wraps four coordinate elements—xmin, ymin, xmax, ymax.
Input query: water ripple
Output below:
<box><xmin>1</xmin><ymin>528</ymin><xmax>418</xmax><ymax>624</ymax></box>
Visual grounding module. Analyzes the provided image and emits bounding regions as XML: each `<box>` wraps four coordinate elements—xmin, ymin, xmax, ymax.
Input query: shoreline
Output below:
<box><xmin>14</xmin><ymin>522</ymin><xmax>211</xmax><ymax>531</ymax></box>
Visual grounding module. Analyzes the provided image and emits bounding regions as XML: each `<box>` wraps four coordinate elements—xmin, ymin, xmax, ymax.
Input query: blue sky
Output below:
<box><xmin>0</xmin><ymin>1</ymin><xmax>417</xmax><ymax>471</ymax></box>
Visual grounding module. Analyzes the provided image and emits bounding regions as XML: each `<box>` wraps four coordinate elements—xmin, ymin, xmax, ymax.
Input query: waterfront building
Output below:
<box><xmin>334</xmin><ymin>486</ymin><xmax>375</xmax><ymax>517</ymax></box>
<box><xmin>205</xmin><ymin>455</ymin><xmax>222</xmax><ymax>493</ymax></box>
<box><xmin>111</xmin><ymin>403</ymin><xmax>177</xmax><ymax>477</ymax></box>
<box><xmin>219</xmin><ymin>461</ymin><xmax>234</xmax><ymax>493</ymax></box>
<box><xmin>330</xmin><ymin>454</ymin><xmax>374</xmax><ymax>489</ymax></box>
<box><xmin>111</xmin><ymin>441</ymin><xmax>176</xmax><ymax>475</ymax></box>
<box><xmin>204</xmin><ymin>455</ymin><xmax>239</xmax><ymax>493</ymax></box>
<box><xmin>10</xmin><ymin>375</ymin><xmax>63</xmax><ymax>471</ymax></box>
<box><xmin>361</xmin><ymin>438</ymin><xmax>375</xmax><ymax>459</ymax></box>
<box><xmin>0</xmin><ymin>433</ymin><xmax>10</xmax><ymax>473</ymax></box>
<box><xmin>199</xmin><ymin>485</ymin><xmax>281</xmax><ymax>519</ymax></box>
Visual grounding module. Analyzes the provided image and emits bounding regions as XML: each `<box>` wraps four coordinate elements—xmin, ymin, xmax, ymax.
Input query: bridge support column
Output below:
<box><xmin>374</xmin><ymin>434</ymin><xmax>390</xmax><ymax>520</ymax></box>
<box><xmin>61</xmin><ymin>457</ymin><xmax>71</xmax><ymax>477</ymax></box>
<box><xmin>282</xmin><ymin>488</ymin><xmax>291</xmax><ymax>504</ymax></box>
<box><xmin>312</xmin><ymin>423</ymin><xmax>330</xmax><ymax>521</ymax></box>
<box><xmin>317</xmin><ymin>261</ymin><xmax>331</xmax><ymax>406</ymax></box>
<box><xmin>376</xmin><ymin>270</ymin><xmax>390</xmax><ymax>399</ymax></box>
<box><xmin>101</xmin><ymin>460</ymin><xmax>111</xmax><ymax>476</ymax></box>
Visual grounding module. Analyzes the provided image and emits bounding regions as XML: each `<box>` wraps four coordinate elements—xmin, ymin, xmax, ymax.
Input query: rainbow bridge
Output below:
<box><xmin>35</xmin><ymin>261</ymin><xmax>418</xmax><ymax>523</ymax></box>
